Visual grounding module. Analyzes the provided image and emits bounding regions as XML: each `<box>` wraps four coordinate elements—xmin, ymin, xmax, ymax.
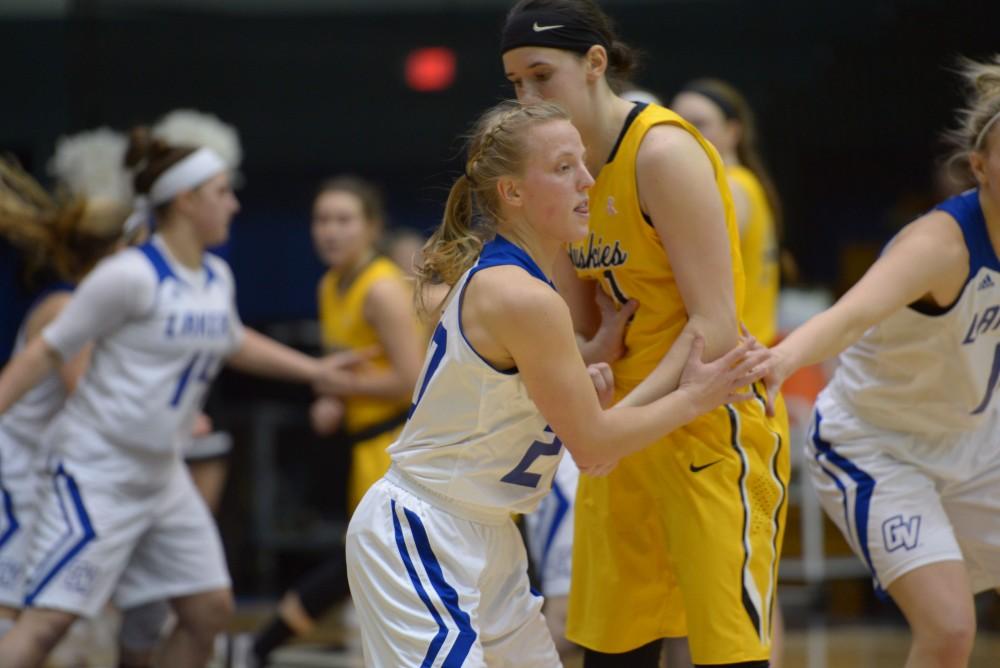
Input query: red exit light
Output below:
<box><xmin>405</xmin><ymin>47</ymin><xmax>457</xmax><ymax>92</ymax></box>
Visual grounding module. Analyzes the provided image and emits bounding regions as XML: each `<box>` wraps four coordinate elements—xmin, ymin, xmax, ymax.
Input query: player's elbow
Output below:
<box><xmin>688</xmin><ymin>311</ymin><xmax>738</xmax><ymax>358</ymax></box>
<box><xmin>561</xmin><ymin>434</ymin><xmax>614</xmax><ymax>469</ymax></box>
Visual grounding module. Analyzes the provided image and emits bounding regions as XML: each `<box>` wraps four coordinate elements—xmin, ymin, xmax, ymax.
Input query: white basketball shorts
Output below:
<box><xmin>346</xmin><ymin>466</ymin><xmax>562</xmax><ymax>667</ymax></box>
<box><xmin>808</xmin><ymin>391</ymin><xmax>1000</xmax><ymax>594</ymax></box>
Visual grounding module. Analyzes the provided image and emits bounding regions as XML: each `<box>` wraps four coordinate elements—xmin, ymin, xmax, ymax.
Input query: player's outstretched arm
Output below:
<box><xmin>474</xmin><ymin>268</ymin><xmax>765</xmax><ymax>468</ymax></box>
<box><xmin>764</xmin><ymin>211</ymin><xmax>968</xmax><ymax>413</ymax></box>
<box><xmin>0</xmin><ymin>337</ymin><xmax>61</xmax><ymax>415</ymax></box>
<box><xmin>227</xmin><ymin>329</ymin><xmax>321</xmax><ymax>384</ymax></box>
<box><xmin>614</xmin><ymin>126</ymin><xmax>741</xmax><ymax>408</ymax></box>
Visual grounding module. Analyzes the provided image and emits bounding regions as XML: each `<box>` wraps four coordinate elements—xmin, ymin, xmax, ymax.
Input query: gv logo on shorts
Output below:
<box><xmin>882</xmin><ymin>514</ymin><xmax>921</xmax><ymax>552</ymax></box>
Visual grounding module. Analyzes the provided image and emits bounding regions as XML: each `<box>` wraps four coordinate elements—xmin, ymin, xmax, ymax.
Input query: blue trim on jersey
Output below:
<box><xmin>811</xmin><ymin>410</ymin><xmax>883</xmax><ymax>594</ymax></box>
<box><xmin>24</xmin><ymin>465</ymin><xmax>96</xmax><ymax>605</ymax></box>
<box><xmin>0</xmin><ymin>485</ymin><xmax>20</xmax><ymax>551</ymax></box>
<box><xmin>456</xmin><ymin>235</ymin><xmax>556</xmax><ymax>376</ymax></box>
<box><xmin>402</xmin><ymin>506</ymin><xmax>477</xmax><ymax>666</ymax></box>
<box><xmin>936</xmin><ymin>189</ymin><xmax>1000</xmax><ymax>275</ymax></box>
<box><xmin>138</xmin><ymin>242</ymin><xmax>179</xmax><ymax>285</ymax></box>
<box><xmin>539</xmin><ymin>477</ymin><xmax>569</xmax><ymax>582</ymax></box>
<box><xmin>409</xmin><ymin>323</ymin><xmax>448</xmax><ymax>418</ymax></box>
<box><xmin>469</xmin><ymin>235</ymin><xmax>554</xmax><ymax>287</ymax></box>
<box><xmin>203</xmin><ymin>260</ymin><xmax>217</xmax><ymax>286</ymax></box>
<box><xmin>391</xmin><ymin>500</ymin><xmax>448</xmax><ymax>667</ymax></box>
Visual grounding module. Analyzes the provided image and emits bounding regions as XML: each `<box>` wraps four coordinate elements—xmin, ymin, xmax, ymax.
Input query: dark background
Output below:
<box><xmin>4</xmin><ymin>0</ymin><xmax>1000</xmax><ymax>595</ymax></box>
<box><xmin>4</xmin><ymin>0</ymin><xmax>999</xmax><ymax>324</ymax></box>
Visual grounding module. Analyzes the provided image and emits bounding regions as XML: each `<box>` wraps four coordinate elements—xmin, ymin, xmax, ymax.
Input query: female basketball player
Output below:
<box><xmin>764</xmin><ymin>55</ymin><xmax>1000</xmax><ymax>668</ymax></box>
<box><xmin>501</xmin><ymin>2</ymin><xmax>790</xmax><ymax>666</ymax></box>
<box><xmin>672</xmin><ymin>79</ymin><xmax>783</xmax><ymax>345</ymax></box>
<box><xmin>0</xmin><ymin>159</ymin><xmax>132</xmax><ymax>632</ymax></box>
<box><xmin>248</xmin><ymin>176</ymin><xmax>425</xmax><ymax>666</ymax></box>
<box><xmin>345</xmin><ymin>99</ymin><xmax>769</xmax><ymax>666</ymax></box>
<box><xmin>0</xmin><ymin>131</ymin><xmax>338</xmax><ymax>668</ymax></box>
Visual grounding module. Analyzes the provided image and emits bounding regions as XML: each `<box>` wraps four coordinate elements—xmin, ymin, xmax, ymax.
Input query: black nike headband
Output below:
<box><xmin>500</xmin><ymin>10</ymin><xmax>610</xmax><ymax>56</ymax></box>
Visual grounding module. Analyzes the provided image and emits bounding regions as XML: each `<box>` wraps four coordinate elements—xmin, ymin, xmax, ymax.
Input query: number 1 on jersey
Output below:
<box><xmin>169</xmin><ymin>352</ymin><xmax>217</xmax><ymax>408</ymax></box>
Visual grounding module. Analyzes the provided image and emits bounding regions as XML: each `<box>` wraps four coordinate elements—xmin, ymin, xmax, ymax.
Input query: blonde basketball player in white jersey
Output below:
<box><xmin>765</xmin><ymin>55</ymin><xmax>1000</xmax><ymax>668</ymax></box>
<box><xmin>345</xmin><ymin>100</ymin><xmax>770</xmax><ymax>666</ymax></box>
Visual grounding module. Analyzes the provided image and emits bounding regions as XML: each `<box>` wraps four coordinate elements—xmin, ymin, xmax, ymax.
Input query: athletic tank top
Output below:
<box><xmin>729</xmin><ymin>165</ymin><xmax>780</xmax><ymax>344</ymax></box>
<box><xmin>317</xmin><ymin>256</ymin><xmax>413</xmax><ymax>434</ymax></box>
<box><xmin>828</xmin><ymin>189</ymin><xmax>1000</xmax><ymax>434</ymax></box>
<box><xmin>567</xmin><ymin>102</ymin><xmax>745</xmax><ymax>387</ymax></box>
<box><xmin>0</xmin><ymin>284</ymin><xmax>73</xmax><ymax>448</ymax></box>
<box><xmin>388</xmin><ymin>235</ymin><xmax>564</xmax><ymax>515</ymax></box>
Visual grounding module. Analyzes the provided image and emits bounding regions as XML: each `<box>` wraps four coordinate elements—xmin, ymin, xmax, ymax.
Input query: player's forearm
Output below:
<box><xmin>227</xmin><ymin>329</ymin><xmax>317</xmax><ymax>384</ymax></box>
<box><xmin>775</xmin><ymin>305</ymin><xmax>867</xmax><ymax>374</ymax></box>
<box><xmin>339</xmin><ymin>369</ymin><xmax>415</xmax><ymax>401</ymax></box>
<box><xmin>615</xmin><ymin>334</ymin><xmax>690</xmax><ymax>408</ymax></box>
<box><xmin>0</xmin><ymin>337</ymin><xmax>60</xmax><ymax>414</ymax></box>
<box><xmin>567</xmin><ymin>391</ymin><xmax>699</xmax><ymax>468</ymax></box>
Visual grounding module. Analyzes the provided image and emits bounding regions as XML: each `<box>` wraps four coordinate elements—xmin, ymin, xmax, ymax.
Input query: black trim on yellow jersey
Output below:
<box><xmin>606</xmin><ymin>102</ymin><xmax>647</xmax><ymax>164</ymax></box>
<box><xmin>345</xmin><ymin>408</ymin><xmax>409</xmax><ymax>447</ymax></box>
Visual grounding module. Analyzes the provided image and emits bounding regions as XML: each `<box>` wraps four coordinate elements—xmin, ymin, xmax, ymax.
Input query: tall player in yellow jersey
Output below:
<box><xmin>672</xmin><ymin>79</ymin><xmax>783</xmax><ymax>345</ymax></box>
<box><xmin>502</xmin><ymin>2</ymin><xmax>790</xmax><ymax>666</ymax></box>
<box><xmin>673</xmin><ymin>78</ymin><xmax>791</xmax><ymax>668</ymax></box>
<box><xmin>247</xmin><ymin>176</ymin><xmax>424</xmax><ymax>666</ymax></box>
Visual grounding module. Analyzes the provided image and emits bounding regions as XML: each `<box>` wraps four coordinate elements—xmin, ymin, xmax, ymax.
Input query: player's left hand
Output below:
<box><xmin>587</xmin><ymin>362</ymin><xmax>615</xmax><ymax>409</ymax></box>
<box><xmin>313</xmin><ymin>346</ymin><xmax>380</xmax><ymax>396</ymax></box>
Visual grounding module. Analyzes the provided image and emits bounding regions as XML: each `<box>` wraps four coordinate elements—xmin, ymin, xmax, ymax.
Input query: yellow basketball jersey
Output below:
<box><xmin>317</xmin><ymin>256</ymin><xmax>411</xmax><ymax>434</ymax></box>
<box><xmin>566</xmin><ymin>103</ymin><xmax>790</xmax><ymax>661</ymax></box>
<box><xmin>567</xmin><ymin>102</ymin><xmax>745</xmax><ymax>387</ymax></box>
<box><xmin>729</xmin><ymin>165</ymin><xmax>780</xmax><ymax>344</ymax></box>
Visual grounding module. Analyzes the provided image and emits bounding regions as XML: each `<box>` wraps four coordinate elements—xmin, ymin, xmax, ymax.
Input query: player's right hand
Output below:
<box><xmin>678</xmin><ymin>336</ymin><xmax>771</xmax><ymax>416</ymax></box>
<box><xmin>588</xmin><ymin>291</ymin><xmax>638</xmax><ymax>364</ymax></box>
<box><xmin>310</xmin><ymin>396</ymin><xmax>345</xmax><ymax>436</ymax></box>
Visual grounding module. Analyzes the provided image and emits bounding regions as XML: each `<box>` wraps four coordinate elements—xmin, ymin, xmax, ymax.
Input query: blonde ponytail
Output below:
<box><xmin>415</xmin><ymin>100</ymin><xmax>570</xmax><ymax>317</ymax></box>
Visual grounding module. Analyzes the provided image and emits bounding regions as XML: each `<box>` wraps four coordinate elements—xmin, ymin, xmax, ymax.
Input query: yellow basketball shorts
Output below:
<box><xmin>348</xmin><ymin>427</ymin><xmax>399</xmax><ymax>515</ymax></box>
<box><xmin>567</xmin><ymin>389</ymin><xmax>790</xmax><ymax>664</ymax></box>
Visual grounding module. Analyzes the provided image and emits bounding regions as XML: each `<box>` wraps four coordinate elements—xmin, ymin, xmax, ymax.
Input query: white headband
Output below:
<box><xmin>974</xmin><ymin>108</ymin><xmax>1000</xmax><ymax>151</ymax></box>
<box><xmin>148</xmin><ymin>147</ymin><xmax>227</xmax><ymax>206</ymax></box>
<box><xmin>122</xmin><ymin>195</ymin><xmax>150</xmax><ymax>238</ymax></box>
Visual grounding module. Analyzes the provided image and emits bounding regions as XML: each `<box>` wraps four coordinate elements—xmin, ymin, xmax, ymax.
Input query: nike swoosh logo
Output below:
<box><xmin>533</xmin><ymin>22</ymin><xmax>564</xmax><ymax>32</ymax></box>
<box><xmin>689</xmin><ymin>459</ymin><xmax>723</xmax><ymax>473</ymax></box>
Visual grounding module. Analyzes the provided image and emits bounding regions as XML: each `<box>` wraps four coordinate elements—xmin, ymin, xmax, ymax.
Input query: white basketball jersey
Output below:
<box><xmin>0</xmin><ymin>289</ymin><xmax>71</xmax><ymax>449</ymax></box>
<box><xmin>829</xmin><ymin>189</ymin><xmax>1000</xmax><ymax>434</ymax></box>
<box><xmin>388</xmin><ymin>235</ymin><xmax>565</xmax><ymax>515</ymax></box>
<box><xmin>44</xmin><ymin>235</ymin><xmax>243</xmax><ymax>461</ymax></box>
<box><xmin>0</xmin><ymin>288</ymin><xmax>72</xmax><ymax>478</ymax></box>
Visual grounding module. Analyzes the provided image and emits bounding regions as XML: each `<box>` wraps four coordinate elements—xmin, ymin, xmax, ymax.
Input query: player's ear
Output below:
<box><xmin>584</xmin><ymin>45</ymin><xmax>608</xmax><ymax>82</ymax></box>
<box><xmin>497</xmin><ymin>175</ymin><xmax>522</xmax><ymax>208</ymax></box>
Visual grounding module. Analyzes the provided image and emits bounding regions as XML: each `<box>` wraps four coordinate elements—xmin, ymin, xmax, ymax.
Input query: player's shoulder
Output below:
<box><xmin>203</xmin><ymin>251</ymin><xmax>235</xmax><ymax>280</ymax></box>
<box><xmin>96</xmin><ymin>246</ymin><xmax>160</xmax><ymax>284</ymax></box>
<box><xmin>467</xmin><ymin>264</ymin><xmax>563</xmax><ymax>321</ymax></box>
<box><xmin>897</xmin><ymin>210</ymin><xmax>969</xmax><ymax>266</ymax></box>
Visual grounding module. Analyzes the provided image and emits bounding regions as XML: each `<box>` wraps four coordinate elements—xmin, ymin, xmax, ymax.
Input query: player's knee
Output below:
<box><xmin>21</xmin><ymin>614</ymin><xmax>74</xmax><ymax>656</ymax></box>
<box><xmin>119</xmin><ymin>601</ymin><xmax>171</xmax><ymax>652</ymax></box>
<box><xmin>177</xmin><ymin>590</ymin><xmax>234</xmax><ymax>638</ymax></box>
<box><xmin>912</xmin><ymin>612</ymin><xmax>975</xmax><ymax>664</ymax></box>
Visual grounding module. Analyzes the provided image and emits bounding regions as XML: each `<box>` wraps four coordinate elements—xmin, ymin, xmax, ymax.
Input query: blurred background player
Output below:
<box><xmin>0</xmin><ymin>130</ymin><xmax>349</xmax><ymax>668</ymax></box>
<box><xmin>246</xmin><ymin>175</ymin><xmax>424</xmax><ymax>667</ymax></box>
<box><xmin>0</xmin><ymin>152</ymin><xmax>133</xmax><ymax>635</ymax></box>
<box><xmin>764</xmin><ymin>54</ymin><xmax>1000</xmax><ymax>668</ymax></box>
